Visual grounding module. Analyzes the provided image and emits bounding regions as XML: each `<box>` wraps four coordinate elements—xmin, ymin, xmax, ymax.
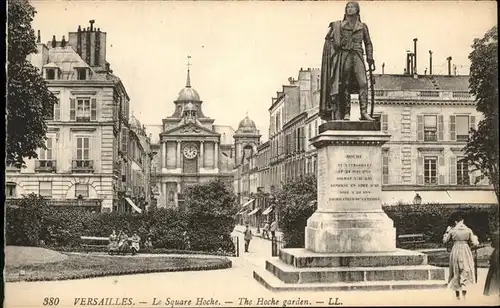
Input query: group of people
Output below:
<box><xmin>243</xmin><ymin>220</ymin><xmax>278</xmax><ymax>253</ymax></box>
<box><xmin>443</xmin><ymin>212</ymin><xmax>499</xmax><ymax>299</ymax></box>
<box><xmin>108</xmin><ymin>230</ymin><xmax>146</xmax><ymax>254</ymax></box>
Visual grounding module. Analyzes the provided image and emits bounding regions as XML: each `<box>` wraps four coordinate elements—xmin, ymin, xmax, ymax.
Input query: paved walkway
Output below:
<box><xmin>234</xmin><ymin>224</ymin><xmax>283</xmax><ymax>239</ymax></box>
<box><xmin>5</xmin><ymin>228</ymin><xmax>500</xmax><ymax>307</ymax></box>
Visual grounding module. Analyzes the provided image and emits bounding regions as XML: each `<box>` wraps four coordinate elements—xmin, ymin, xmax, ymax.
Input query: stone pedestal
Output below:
<box><xmin>254</xmin><ymin>121</ymin><xmax>446</xmax><ymax>291</ymax></box>
<box><xmin>305</xmin><ymin>122</ymin><xmax>395</xmax><ymax>253</ymax></box>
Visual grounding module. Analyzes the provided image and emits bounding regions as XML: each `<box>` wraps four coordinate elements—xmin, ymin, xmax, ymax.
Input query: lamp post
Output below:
<box><xmin>413</xmin><ymin>193</ymin><xmax>422</xmax><ymax>205</ymax></box>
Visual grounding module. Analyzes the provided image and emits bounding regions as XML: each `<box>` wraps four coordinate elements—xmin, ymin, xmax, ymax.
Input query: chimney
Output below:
<box><xmin>382</xmin><ymin>62</ymin><xmax>385</xmax><ymax>74</ymax></box>
<box><xmin>37</xmin><ymin>30</ymin><xmax>41</xmax><ymax>43</ymax></box>
<box><xmin>453</xmin><ymin>64</ymin><xmax>457</xmax><ymax>75</ymax></box>
<box><xmin>61</xmin><ymin>35</ymin><xmax>66</xmax><ymax>47</ymax></box>
<box><xmin>406</xmin><ymin>52</ymin><xmax>411</xmax><ymax>75</ymax></box>
<box><xmin>77</xmin><ymin>25</ymin><xmax>82</xmax><ymax>56</ymax></box>
<box><xmin>413</xmin><ymin>38</ymin><xmax>418</xmax><ymax>75</ymax></box>
<box><xmin>424</xmin><ymin>68</ymin><xmax>427</xmax><ymax>75</ymax></box>
<box><xmin>89</xmin><ymin>20</ymin><xmax>95</xmax><ymax>32</ymax></box>
<box><xmin>409</xmin><ymin>53</ymin><xmax>414</xmax><ymax>75</ymax></box>
<box><xmin>428</xmin><ymin>50</ymin><xmax>433</xmax><ymax>75</ymax></box>
<box><xmin>51</xmin><ymin>35</ymin><xmax>56</xmax><ymax>48</ymax></box>
<box><xmin>447</xmin><ymin>56</ymin><xmax>452</xmax><ymax>76</ymax></box>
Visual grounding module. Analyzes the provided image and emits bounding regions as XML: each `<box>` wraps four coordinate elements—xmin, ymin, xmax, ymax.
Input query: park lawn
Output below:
<box><xmin>426</xmin><ymin>246</ymin><xmax>493</xmax><ymax>268</ymax></box>
<box><xmin>5</xmin><ymin>252</ymin><xmax>231</xmax><ymax>282</ymax></box>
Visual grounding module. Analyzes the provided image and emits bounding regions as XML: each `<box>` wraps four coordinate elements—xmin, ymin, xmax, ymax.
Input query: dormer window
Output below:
<box><xmin>46</xmin><ymin>69</ymin><xmax>56</xmax><ymax>80</ymax></box>
<box><xmin>77</xmin><ymin>68</ymin><xmax>87</xmax><ymax>80</ymax></box>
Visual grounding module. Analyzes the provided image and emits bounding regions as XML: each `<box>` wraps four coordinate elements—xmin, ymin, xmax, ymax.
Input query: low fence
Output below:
<box><xmin>271</xmin><ymin>234</ymin><xmax>285</xmax><ymax>257</ymax></box>
<box><xmin>231</xmin><ymin>235</ymin><xmax>240</xmax><ymax>257</ymax></box>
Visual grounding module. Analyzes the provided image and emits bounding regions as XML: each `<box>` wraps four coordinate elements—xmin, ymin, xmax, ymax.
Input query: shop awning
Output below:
<box><xmin>381</xmin><ymin>190</ymin><xmax>497</xmax><ymax>205</ymax></box>
<box><xmin>262</xmin><ymin>206</ymin><xmax>273</xmax><ymax>215</ymax></box>
<box><xmin>125</xmin><ymin>197</ymin><xmax>142</xmax><ymax>213</ymax></box>
<box><xmin>241</xmin><ymin>198</ymin><xmax>255</xmax><ymax>208</ymax></box>
<box><xmin>446</xmin><ymin>190</ymin><xmax>497</xmax><ymax>204</ymax></box>
<box><xmin>237</xmin><ymin>208</ymin><xmax>249</xmax><ymax>215</ymax></box>
<box><xmin>248</xmin><ymin>208</ymin><xmax>260</xmax><ymax>216</ymax></box>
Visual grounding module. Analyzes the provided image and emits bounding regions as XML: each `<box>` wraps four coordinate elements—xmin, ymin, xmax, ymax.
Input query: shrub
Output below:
<box><xmin>6</xmin><ymin>194</ymin><xmax>49</xmax><ymax>246</ymax></box>
<box><xmin>383</xmin><ymin>203</ymin><xmax>499</xmax><ymax>244</ymax></box>
<box><xmin>6</xmin><ymin>181</ymin><xmax>239</xmax><ymax>255</ymax></box>
<box><xmin>276</xmin><ymin>175</ymin><xmax>317</xmax><ymax>248</ymax></box>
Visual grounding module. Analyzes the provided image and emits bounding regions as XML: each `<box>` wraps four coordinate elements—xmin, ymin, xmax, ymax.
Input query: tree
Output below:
<box><xmin>183</xmin><ymin>179</ymin><xmax>237</xmax><ymax>253</ymax></box>
<box><xmin>7</xmin><ymin>0</ymin><xmax>58</xmax><ymax>168</ymax></box>
<box><xmin>463</xmin><ymin>25</ymin><xmax>499</xmax><ymax>203</ymax></box>
<box><xmin>275</xmin><ymin>175</ymin><xmax>317</xmax><ymax>248</ymax></box>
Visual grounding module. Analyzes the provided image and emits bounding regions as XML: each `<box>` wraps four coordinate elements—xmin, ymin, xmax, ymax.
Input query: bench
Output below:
<box><xmin>397</xmin><ymin>233</ymin><xmax>426</xmax><ymax>249</ymax></box>
<box><xmin>80</xmin><ymin>236</ymin><xmax>109</xmax><ymax>252</ymax></box>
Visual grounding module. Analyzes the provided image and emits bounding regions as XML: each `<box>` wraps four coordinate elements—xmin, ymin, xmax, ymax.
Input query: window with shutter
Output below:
<box><xmin>449</xmin><ymin>156</ymin><xmax>457</xmax><ymax>185</ymax></box>
<box><xmin>470</xmin><ymin>115</ymin><xmax>476</xmax><ymax>132</ymax></box>
<box><xmin>456</xmin><ymin>115</ymin><xmax>469</xmax><ymax>142</ymax></box>
<box><xmin>70</xmin><ymin>98</ymin><xmax>76</xmax><ymax>120</ymax></box>
<box><xmin>456</xmin><ymin>157</ymin><xmax>470</xmax><ymax>185</ymax></box>
<box><xmin>39</xmin><ymin>181</ymin><xmax>52</xmax><ymax>198</ymax></box>
<box><xmin>417</xmin><ymin>115</ymin><xmax>424</xmax><ymax>141</ymax></box>
<box><xmin>121</xmin><ymin>128</ymin><xmax>128</xmax><ymax>153</ymax></box>
<box><xmin>449</xmin><ymin>115</ymin><xmax>456</xmax><ymax>141</ymax></box>
<box><xmin>381</xmin><ymin>114</ymin><xmax>388</xmax><ymax>132</ymax></box>
<box><xmin>416</xmin><ymin>155</ymin><xmax>424</xmax><ymax>184</ymax></box>
<box><xmin>76</xmin><ymin>137</ymin><xmax>90</xmax><ymax>160</ymax></box>
<box><xmin>424</xmin><ymin>115</ymin><xmax>438</xmax><ymax>141</ymax></box>
<box><xmin>54</xmin><ymin>98</ymin><xmax>60</xmax><ymax>120</ymax></box>
<box><xmin>75</xmin><ymin>183</ymin><xmax>89</xmax><ymax>198</ymax></box>
<box><xmin>91</xmin><ymin>98</ymin><xmax>97</xmax><ymax>121</ymax></box>
<box><xmin>437</xmin><ymin>115</ymin><xmax>444</xmax><ymax>141</ymax></box>
<box><xmin>382</xmin><ymin>150</ymin><xmax>389</xmax><ymax>184</ymax></box>
<box><xmin>438</xmin><ymin>156</ymin><xmax>445</xmax><ymax>184</ymax></box>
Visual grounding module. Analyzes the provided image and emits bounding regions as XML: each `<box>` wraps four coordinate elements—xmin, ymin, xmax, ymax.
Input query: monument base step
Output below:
<box><xmin>265</xmin><ymin>258</ymin><xmax>445</xmax><ymax>283</ymax></box>
<box><xmin>279</xmin><ymin>248</ymin><xmax>429</xmax><ymax>268</ymax></box>
<box><xmin>254</xmin><ymin>248</ymin><xmax>447</xmax><ymax>292</ymax></box>
<box><xmin>253</xmin><ymin>268</ymin><xmax>448</xmax><ymax>292</ymax></box>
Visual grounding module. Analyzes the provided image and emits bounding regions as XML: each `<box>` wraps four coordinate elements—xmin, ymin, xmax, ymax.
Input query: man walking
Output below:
<box><xmin>244</xmin><ymin>224</ymin><xmax>253</xmax><ymax>253</ymax></box>
<box><xmin>270</xmin><ymin>220</ymin><xmax>278</xmax><ymax>240</ymax></box>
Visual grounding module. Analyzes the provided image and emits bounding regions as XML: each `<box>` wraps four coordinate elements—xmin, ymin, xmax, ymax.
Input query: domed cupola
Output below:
<box><xmin>176</xmin><ymin>65</ymin><xmax>201</xmax><ymax>102</ymax></box>
<box><xmin>129</xmin><ymin>111</ymin><xmax>142</xmax><ymax>130</ymax></box>
<box><xmin>237</xmin><ymin>115</ymin><xmax>258</xmax><ymax>134</ymax></box>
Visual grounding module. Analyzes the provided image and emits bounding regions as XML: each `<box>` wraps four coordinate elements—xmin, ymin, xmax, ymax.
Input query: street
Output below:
<box><xmin>5</xmin><ymin>228</ymin><xmax>499</xmax><ymax>307</ymax></box>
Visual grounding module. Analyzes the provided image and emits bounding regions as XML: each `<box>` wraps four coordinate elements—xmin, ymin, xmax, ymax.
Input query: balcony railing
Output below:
<box><xmin>76</xmin><ymin>115</ymin><xmax>91</xmax><ymax>122</ymax></box>
<box><xmin>6</xmin><ymin>198</ymin><xmax>102</xmax><ymax>208</ymax></box>
<box><xmin>35</xmin><ymin>160</ymin><xmax>57</xmax><ymax>172</ymax></box>
<box><xmin>72</xmin><ymin>160</ymin><xmax>94</xmax><ymax>172</ymax></box>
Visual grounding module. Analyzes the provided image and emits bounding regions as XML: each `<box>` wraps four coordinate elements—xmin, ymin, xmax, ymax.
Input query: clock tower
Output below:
<box><xmin>154</xmin><ymin>59</ymin><xmax>235</xmax><ymax>208</ymax></box>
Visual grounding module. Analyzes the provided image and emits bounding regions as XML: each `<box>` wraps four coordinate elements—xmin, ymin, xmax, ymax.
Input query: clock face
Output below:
<box><xmin>183</xmin><ymin>145</ymin><xmax>198</xmax><ymax>159</ymax></box>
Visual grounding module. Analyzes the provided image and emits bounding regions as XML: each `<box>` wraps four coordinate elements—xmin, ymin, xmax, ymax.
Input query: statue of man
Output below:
<box><xmin>319</xmin><ymin>1</ymin><xmax>375</xmax><ymax>122</ymax></box>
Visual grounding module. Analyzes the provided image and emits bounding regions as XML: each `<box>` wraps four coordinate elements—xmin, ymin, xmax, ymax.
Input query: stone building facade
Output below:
<box><xmin>147</xmin><ymin>69</ymin><xmax>235</xmax><ymax>209</ymax></box>
<box><xmin>235</xmin><ymin>68</ymin><xmax>496</xmax><ymax>229</ymax></box>
<box><xmin>5</xmin><ymin>21</ymin><xmax>152</xmax><ymax>212</ymax></box>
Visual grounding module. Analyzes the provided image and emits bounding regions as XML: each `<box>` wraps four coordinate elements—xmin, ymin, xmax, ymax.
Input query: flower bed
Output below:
<box><xmin>51</xmin><ymin>245</ymin><xmax>236</xmax><ymax>257</ymax></box>
<box><xmin>5</xmin><ymin>252</ymin><xmax>232</xmax><ymax>283</ymax></box>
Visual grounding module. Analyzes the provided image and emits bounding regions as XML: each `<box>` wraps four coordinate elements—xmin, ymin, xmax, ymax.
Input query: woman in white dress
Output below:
<box><xmin>443</xmin><ymin>212</ymin><xmax>479</xmax><ymax>300</ymax></box>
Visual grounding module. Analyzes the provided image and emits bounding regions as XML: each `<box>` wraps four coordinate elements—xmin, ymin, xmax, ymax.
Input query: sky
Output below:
<box><xmin>31</xmin><ymin>0</ymin><xmax>497</xmax><ymax>142</ymax></box>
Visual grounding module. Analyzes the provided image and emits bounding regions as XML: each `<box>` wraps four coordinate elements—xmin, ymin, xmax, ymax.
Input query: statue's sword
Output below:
<box><xmin>368</xmin><ymin>62</ymin><xmax>376</xmax><ymax>117</ymax></box>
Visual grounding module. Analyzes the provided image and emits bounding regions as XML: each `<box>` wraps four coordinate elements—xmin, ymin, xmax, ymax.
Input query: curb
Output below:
<box><xmin>6</xmin><ymin>258</ymin><xmax>232</xmax><ymax>283</ymax></box>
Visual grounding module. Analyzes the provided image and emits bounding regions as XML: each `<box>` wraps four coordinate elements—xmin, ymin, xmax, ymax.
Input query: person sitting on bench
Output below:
<box><xmin>130</xmin><ymin>232</ymin><xmax>141</xmax><ymax>254</ymax></box>
<box><xmin>108</xmin><ymin>230</ymin><xmax>119</xmax><ymax>252</ymax></box>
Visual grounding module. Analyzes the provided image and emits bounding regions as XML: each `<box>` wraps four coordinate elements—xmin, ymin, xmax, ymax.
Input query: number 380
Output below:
<box><xmin>43</xmin><ymin>298</ymin><xmax>60</xmax><ymax>306</ymax></box>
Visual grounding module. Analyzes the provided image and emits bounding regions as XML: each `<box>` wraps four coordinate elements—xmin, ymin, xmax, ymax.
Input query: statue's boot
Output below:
<box><xmin>359</xmin><ymin>95</ymin><xmax>375</xmax><ymax>121</ymax></box>
<box><xmin>343</xmin><ymin>94</ymin><xmax>351</xmax><ymax>120</ymax></box>
<box><xmin>360</xmin><ymin>111</ymin><xmax>374</xmax><ymax>121</ymax></box>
